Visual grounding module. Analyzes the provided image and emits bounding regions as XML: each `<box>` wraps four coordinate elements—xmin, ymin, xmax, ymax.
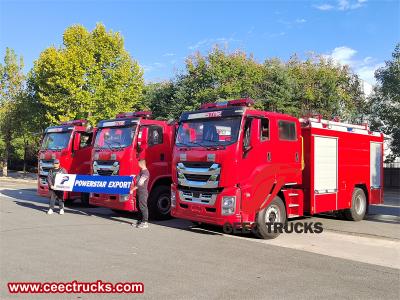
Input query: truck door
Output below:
<box><xmin>239</xmin><ymin>117</ymin><xmax>277</xmax><ymax>213</ymax></box>
<box><xmin>274</xmin><ymin>120</ymin><xmax>302</xmax><ymax>184</ymax></box>
<box><xmin>70</xmin><ymin>131</ymin><xmax>93</xmax><ymax>175</ymax></box>
<box><xmin>144</xmin><ymin>125</ymin><xmax>169</xmax><ymax>186</ymax></box>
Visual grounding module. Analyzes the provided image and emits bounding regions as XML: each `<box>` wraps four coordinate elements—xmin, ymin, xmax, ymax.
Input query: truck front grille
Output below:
<box><xmin>179</xmin><ymin>190</ymin><xmax>217</xmax><ymax>205</ymax></box>
<box><xmin>184</xmin><ymin>174</ymin><xmax>211</xmax><ymax>182</ymax></box>
<box><xmin>93</xmin><ymin>160</ymin><xmax>119</xmax><ymax>176</ymax></box>
<box><xmin>39</xmin><ymin>159</ymin><xmax>54</xmax><ymax>176</ymax></box>
<box><xmin>176</xmin><ymin>162</ymin><xmax>221</xmax><ymax>189</ymax></box>
<box><xmin>97</xmin><ymin>169</ymin><xmax>115</xmax><ymax>176</ymax></box>
<box><xmin>180</xmin><ymin>162</ymin><xmax>214</xmax><ymax>169</ymax></box>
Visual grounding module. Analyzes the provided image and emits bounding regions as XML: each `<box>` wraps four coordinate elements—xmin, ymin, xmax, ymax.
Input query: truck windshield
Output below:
<box><xmin>94</xmin><ymin>125</ymin><xmax>137</xmax><ymax>149</ymax></box>
<box><xmin>176</xmin><ymin>117</ymin><xmax>241</xmax><ymax>147</ymax></box>
<box><xmin>41</xmin><ymin>132</ymin><xmax>72</xmax><ymax>150</ymax></box>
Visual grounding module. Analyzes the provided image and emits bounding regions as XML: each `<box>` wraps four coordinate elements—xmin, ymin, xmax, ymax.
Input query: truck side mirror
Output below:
<box><xmin>72</xmin><ymin>132</ymin><xmax>81</xmax><ymax>152</ymax></box>
<box><xmin>137</xmin><ymin>127</ymin><xmax>149</xmax><ymax>153</ymax></box>
<box><xmin>250</xmin><ymin>119</ymin><xmax>261</xmax><ymax>146</ymax></box>
<box><xmin>243</xmin><ymin>118</ymin><xmax>260</xmax><ymax>154</ymax></box>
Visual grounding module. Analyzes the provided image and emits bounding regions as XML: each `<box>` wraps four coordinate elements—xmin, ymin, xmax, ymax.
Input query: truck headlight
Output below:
<box><xmin>222</xmin><ymin>196</ymin><xmax>236</xmax><ymax>215</ymax></box>
<box><xmin>119</xmin><ymin>194</ymin><xmax>130</xmax><ymax>202</ymax></box>
<box><xmin>171</xmin><ymin>189</ymin><xmax>176</xmax><ymax>207</ymax></box>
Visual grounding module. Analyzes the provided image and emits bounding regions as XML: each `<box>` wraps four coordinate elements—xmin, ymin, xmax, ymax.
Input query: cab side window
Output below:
<box><xmin>278</xmin><ymin>121</ymin><xmax>296</xmax><ymax>141</ymax></box>
<box><xmin>260</xmin><ymin>118</ymin><xmax>269</xmax><ymax>141</ymax></box>
<box><xmin>148</xmin><ymin>126</ymin><xmax>163</xmax><ymax>146</ymax></box>
<box><xmin>79</xmin><ymin>133</ymin><xmax>92</xmax><ymax>149</ymax></box>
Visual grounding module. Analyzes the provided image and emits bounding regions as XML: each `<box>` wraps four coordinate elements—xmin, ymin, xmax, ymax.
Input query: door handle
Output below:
<box><xmin>267</xmin><ymin>152</ymin><xmax>271</xmax><ymax>161</ymax></box>
<box><xmin>160</xmin><ymin>153</ymin><xmax>165</xmax><ymax>161</ymax></box>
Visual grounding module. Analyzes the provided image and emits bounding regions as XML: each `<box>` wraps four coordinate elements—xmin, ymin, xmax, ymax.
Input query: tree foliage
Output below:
<box><xmin>29</xmin><ymin>23</ymin><xmax>144</xmax><ymax>126</ymax></box>
<box><xmin>143</xmin><ymin>47</ymin><xmax>365</xmax><ymax>121</ymax></box>
<box><xmin>368</xmin><ymin>43</ymin><xmax>400</xmax><ymax>161</ymax></box>
<box><xmin>0</xmin><ymin>48</ymin><xmax>26</xmax><ymax>175</ymax></box>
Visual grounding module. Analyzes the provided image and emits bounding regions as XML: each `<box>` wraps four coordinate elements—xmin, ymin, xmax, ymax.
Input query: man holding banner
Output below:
<box><xmin>132</xmin><ymin>159</ymin><xmax>150</xmax><ymax>228</ymax></box>
<box><xmin>47</xmin><ymin>159</ymin><xmax>67</xmax><ymax>215</ymax></box>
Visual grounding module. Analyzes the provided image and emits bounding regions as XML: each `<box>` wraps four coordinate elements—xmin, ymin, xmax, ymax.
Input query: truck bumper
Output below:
<box><xmin>171</xmin><ymin>185</ymin><xmax>249</xmax><ymax>226</ymax></box>
<box><xmin>89</xmin><ymin>193</ymin><xmax>136</xmax><ymax>211</ymax></box>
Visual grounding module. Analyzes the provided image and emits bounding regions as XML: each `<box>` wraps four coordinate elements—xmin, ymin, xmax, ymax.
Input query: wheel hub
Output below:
<box><xmin>157</xmin><ymin>195</ymin><xmax>171</xmax><ymax>215</ymax></box>
<box><xmin>265</xmin><ymin>204</ymin><xmax>281</xmax><ymax>223</ymax></box>
<box><xmin>355</xmin><ymin>194</ymin><xmax>365</xmax><ymax>215</ymax></box>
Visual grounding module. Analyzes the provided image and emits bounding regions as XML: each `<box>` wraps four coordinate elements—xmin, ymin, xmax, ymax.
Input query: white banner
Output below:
<box><xmin>54</xmin><ymin>174</ymin><xmax>76</xmax><ymax>191</ymax></box>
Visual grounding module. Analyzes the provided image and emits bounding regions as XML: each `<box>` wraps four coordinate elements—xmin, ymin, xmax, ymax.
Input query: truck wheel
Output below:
<box><xmin>344</xmin><ymin>188</ymin><xmax>367</xmax><ymax>221</ymax></box>
<box><xmin>81</xmin><ymin>193</ymin><xmax>90</xmax><ymax>207</ymax></box>
<box><xmin>148</xmin><ymin>185</ymin><xmax>172</xmax><ymax>220</ymax></box>
<box><xmin>254</xmin><ymin>196</ymin><xmax>286</xmax><ymax>239</ymax></box>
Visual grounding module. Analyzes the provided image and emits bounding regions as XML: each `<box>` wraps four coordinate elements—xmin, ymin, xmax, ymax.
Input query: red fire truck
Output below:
<box><xmin>38</xmin><ymin>120</ymin><xmax>94</xmax><ymax>205</ymax></box>
<box><xmin>89</xmin><ymin>111</ymin><xmax>175</xmax><ymax>219</ymax></box>
<box><xmin>171</xmin><ymin>99</ymin><xmax>384</xmax><ymax>238</ymax></box>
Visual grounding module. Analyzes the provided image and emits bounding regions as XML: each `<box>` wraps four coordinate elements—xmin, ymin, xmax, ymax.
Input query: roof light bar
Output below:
<box><xmin>116</xmin><ymin>111</ymin><xmax>152</xmax><ymax>119</ymax></box>
<box><xmin>228</xmin><ymin>98</ymin><xmax>254</xmax><ymax>107</ymax></box>
<box><xmin>60</xmin><ymin>119</ymin><xmax>88</xmax><ymax>126</ymax></box>
<box><xmin>200</xmin><ymin>98</ymin><xmax>254</xmax><ymax>110</ymax></box>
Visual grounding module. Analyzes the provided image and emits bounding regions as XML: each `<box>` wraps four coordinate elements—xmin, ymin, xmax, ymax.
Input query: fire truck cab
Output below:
<box><xmin>171</xmin><ymin>99</ymin><xmax>384</xmax><ymax>238</ymax></box>
<box><xmin>38</xmin><ymin>119</ymin><xmax>94</xmax><ymax>205</ymax></box>
<box><xmin>89</xmin><ymin>111</ymin><xmax>175</xmax><ymax>220</ymax></box>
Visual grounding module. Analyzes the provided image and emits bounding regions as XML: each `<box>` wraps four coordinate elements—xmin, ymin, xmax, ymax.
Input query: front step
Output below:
<box><xmin>282</xmin><ymin>189</ymin><xmax>304</xmax><ymax>217</ymax></box>
<box><xmin>288</xmin><ymin>214</ymin><xmax>300</xmax><ymax>219</ymax></box>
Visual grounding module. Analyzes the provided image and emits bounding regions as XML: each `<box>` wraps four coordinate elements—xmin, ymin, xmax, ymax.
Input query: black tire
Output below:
<box><xmin>344</xmin><ymin>188</ymin><xmax>367</xmax><ymax>221</ymax></box>
<box><xmin>254</xmin><ymin>196</ymin><xmax>287</xmax><ymax>239</ymax></box>
<box><xmin>81</xmin><ymin>193</ymin><xmax>90</xmax><ymax>207</ymax></box>
<box><xmin>148</xmin><ymin>185</ymin><xmax>172</xmax><ymax>220</ymax></box>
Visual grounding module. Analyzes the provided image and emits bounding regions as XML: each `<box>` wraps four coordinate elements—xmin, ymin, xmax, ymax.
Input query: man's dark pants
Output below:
<box><xmin>49</xmin><ymin>190</ymin><xmax>64</xmax><ymax>210</ymax></box>
<box><xmin>137</xmin><ymin>190</ymin><xmax>149</xmax><ymax>222</ymax></box>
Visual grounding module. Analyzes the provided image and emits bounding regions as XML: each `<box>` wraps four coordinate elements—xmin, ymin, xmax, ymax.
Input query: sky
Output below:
<box><xmin>0</xmin><ymin>0</ymin><xmax>399</xmax><ymax>95</ymax></box>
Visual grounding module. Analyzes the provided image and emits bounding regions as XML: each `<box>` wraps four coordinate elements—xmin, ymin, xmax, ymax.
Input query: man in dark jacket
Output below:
<box><xmin>47</xmin><ymin>159</ymin><xmax>67</xmax><ymax>215</ymax></box>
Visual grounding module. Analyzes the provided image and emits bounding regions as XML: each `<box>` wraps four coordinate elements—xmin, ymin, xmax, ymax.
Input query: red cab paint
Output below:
<box><xmin>171</xmin><ymin>99</ymin><xmax>384</xmax><ymax>237</ymax></box>
<box><xmin>89</xmin><ymin>112</ymin><xmax>175</xmax><ymax>219</ymax></box>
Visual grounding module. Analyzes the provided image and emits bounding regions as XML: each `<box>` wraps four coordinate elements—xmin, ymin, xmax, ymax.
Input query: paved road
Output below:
<box><xmin>1</xmin><ymin>179</ymin><xmax>399</xmax><ymax>299</ymax></box>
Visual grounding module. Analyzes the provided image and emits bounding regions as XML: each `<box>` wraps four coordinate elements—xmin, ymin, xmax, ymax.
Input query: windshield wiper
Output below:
<box><xmin>201</xmin><ymin>139</ymin><xmax>226</xmax><ymax>150</ymax></box>
<box><xmin>179</xmin><ymin>140</ymin><xmax>208</xmax><ymax>148</ymax></box>
<box><xmin>109</xmin><ymin>141</ymin><xmax>123</xmax><ymax>149</ymax></box>
<box><xmin>104</xmin><ymin>140</ymin><xmax>117</xmax><ymax>152</ymax></box>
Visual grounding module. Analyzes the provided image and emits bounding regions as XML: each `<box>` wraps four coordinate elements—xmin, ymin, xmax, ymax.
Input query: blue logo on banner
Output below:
<box><xmin>61</xmin><ymin>176</ymin><xmax>70</xmax><ymax>184</ymax></box>
<box><xmin>71</xmin><ymin>175</ymin><xmax>134</xmax><ymax>194</ymax></box>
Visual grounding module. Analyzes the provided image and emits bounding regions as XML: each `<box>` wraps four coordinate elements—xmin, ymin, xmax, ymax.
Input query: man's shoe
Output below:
<box><xmin>47</xmin><ymin>209</ymin><xmax>54</xmax><ymax>215</ymax></box>
<box><xmin>59</xmin><ymin>209</ymin><xmax>64</xmax><ymax>215</ymax></box>
<box><xmin>137</xmin><ymin>222</ymin><xmax>149</xmax><ymax>228</ymax></box>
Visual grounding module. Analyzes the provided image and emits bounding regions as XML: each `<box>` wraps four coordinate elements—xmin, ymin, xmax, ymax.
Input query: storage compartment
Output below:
<box><xmin>314</xmin><ymin>136</ymin><xmax>338</xmax><ymax>194</ymax></box>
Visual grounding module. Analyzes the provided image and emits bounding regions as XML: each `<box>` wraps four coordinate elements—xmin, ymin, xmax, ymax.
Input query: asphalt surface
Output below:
<box><xmin>1</xmin><ymin>179</ymin><xmax>399</xmax><ymax>300</ymax></box>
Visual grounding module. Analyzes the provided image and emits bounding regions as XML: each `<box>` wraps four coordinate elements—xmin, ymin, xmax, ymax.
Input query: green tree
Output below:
<box><xmin>140</xmin><ymin>82</ymin><xmax>177</xmax><ymax>120</ymax></box>
<box><xmin>29</xmin><ymin>23</ymin><xmax>144</xmax><ymax>126</ymax></box>
<box><xmin>144</xmin><ymin>48</ymin><xmax>365</xmax><ymax>121</ymax></box>
<box><xmin>368</xmin><ymin>43</ymin><xmax>400</xmax><ymax>161</ymax></box>
<box><xmin>0</xmin><ymin>48</ymin><xmax>25</xmax><ymax>176</ymax></box>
